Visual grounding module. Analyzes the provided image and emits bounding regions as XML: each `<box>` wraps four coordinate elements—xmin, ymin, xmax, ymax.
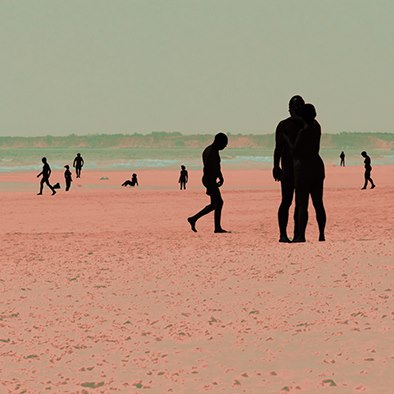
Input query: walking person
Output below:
<box><xmin>273</xmin><ymin>95</ymin><xmax>305</xmax><ymax>242</ymax></box>
<box><xmin>37</xmin><ymin>157</ymin><xmax>56</xmax><ymax>196</ymax></box>
<box><xmin>64</xmin><ymin>165</ymin><xmax>72</xmax><ymax>191</ymax></box>
<box><xmin>361</xmin><ymin>151</ymin><xmax>376</xmax><ymax>190</ymax></box>
<box><xmin>179</xmin><ymin>165</ymin><xmax>188</xmax><ymax>190</ymax></box>
<box><xmin>73</xmin><ymin>153</ymin><xmax>84</xmax><ymax>178</ymax></box>
<box><xmin>187</xmin><ymin>133</ymin><xmax>229</xmax><ymax>233</ymax></box>
<box><xmin>340</xmin><ymin>151</ymin><xmax>345</xmax><ymax>167</ymax></box>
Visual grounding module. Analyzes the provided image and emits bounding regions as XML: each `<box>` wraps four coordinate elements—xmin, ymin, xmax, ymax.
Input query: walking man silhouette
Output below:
<box><xmin>73</xmin><ymin>153</ymin><xmax>84</xmax><ymax>178</ymax></box>
<box><xmin>361</xmin><ymin>151</ymin><xmax>376</xmax><ymax>190</ymax></box>
<box><xmin>37</xmin><ymin>157</ymin><xmax>56</xmax><ymax>195</ymax></box>
<box><xmin>187</xmin><ymin>133</ymin><xmax>228</xmax><ymax>233</ymax></box>
<box><xmin>340</xmin><ymin>151</ymin><xmax>345</xmax><ymax>167</ymax></box>
<box><xmin>273</xmin><ymin>95</ymin><xmax>305</xmax><ymax>242</ymax></box>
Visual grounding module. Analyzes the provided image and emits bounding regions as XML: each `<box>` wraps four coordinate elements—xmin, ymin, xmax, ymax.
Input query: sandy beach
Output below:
<box><xmin>0</xmin><ymin>165</ymin><xmax>393</xmax><ymax>393</ymax></box>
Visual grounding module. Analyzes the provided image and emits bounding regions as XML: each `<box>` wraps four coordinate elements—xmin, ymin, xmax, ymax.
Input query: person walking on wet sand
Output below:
<box><xmin>64</xmin><ymin>165</ymin><xmax>72</xmax><ymax>191</ymax></box>
<box><xmin>122</xmin><ymin>173</ymin><xmax>138</xmax><ymax>187</ymax></box>
<box><xmin>73</xmin><ymin>153</ymin><xmax>84</xmax><ymax>178</ymax></box>
<box><xmin>187</xmin><ymin>133</ymin><xmax>229</xmax><ymax>233</ymax></box>
<box><xmin>37</xmin><ymin>157</ymin><xmax>56</xmax><ymax>195</ymax></box>
<box><xmin>340</xmin><ymin>151</ymin><xmax>345</xmax><ymax>167</ymax></box>
<box><xmin>179</xmin><ymin>165</ymin><xmax>188</xmax><ymax>190</ymax></box>
<box><xmin>361</xmin><ymin>151</ymin><xmax>376</xmax><ymax>190</ymax></box>
<box><xmin>273</xmin><ymin>95</ymin><xmax>305</xmax><ymax>242</ymax></box>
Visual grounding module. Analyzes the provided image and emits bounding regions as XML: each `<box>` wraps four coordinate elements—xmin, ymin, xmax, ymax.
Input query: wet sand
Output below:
<box><xmin>0</xmin><ymin>165</ymin><xmax>393</xmax><ymax>393</ymax></box>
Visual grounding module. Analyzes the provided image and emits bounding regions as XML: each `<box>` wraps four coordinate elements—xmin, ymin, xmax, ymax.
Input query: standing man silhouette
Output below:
<box><xmin>361</xmin><ymin>151</ymin><xmax>376</xmax><ymax>190</ymax></box>
<box><xmin>37</xmin><ymin>157</ymin><xmax>56</xmax><ymax>195</ymax></box>
<box><xmin>273</xmin><ymin>95</ymin><xmax>305</xmax><ymax>242</ymax></box>
<box><xmin>340</xmin><ymin>151</ymin><xmax>345</xmax><ymax>167</ymax></box>
<box><xmin>73</xmin><ymin>153</ymin><xmax>84</xmax><ymax>178</ymax></box>
<box><xmin>187</xmin><ymin>133</ymin><xmax>228</xmax><ymax>233</ymax></box>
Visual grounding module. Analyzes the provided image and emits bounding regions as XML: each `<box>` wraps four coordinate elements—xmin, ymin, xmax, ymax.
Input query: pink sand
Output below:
<box><xmin>0</xmin><ymin>165</ymin><xmax>393</xmax><ymax>393</ymax></box>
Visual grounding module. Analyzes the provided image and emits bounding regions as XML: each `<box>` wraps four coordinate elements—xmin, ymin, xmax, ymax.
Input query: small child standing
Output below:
<box><xmin>179</xmin><ymin>165</ymin><xmax>188</xmax><ymax>190</ymax></box>
<box><xmin>64</xmin><ymin>165</ymin><xmax>73</xmax><ymax>191</ymax></box>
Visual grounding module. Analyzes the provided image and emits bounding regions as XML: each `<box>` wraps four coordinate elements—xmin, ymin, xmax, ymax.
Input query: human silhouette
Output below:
<box><xmin>187</xmin><ymin>133</ymin><xmax>228</xmax><ymax>233</ymax></box>
<box><xmin>64</xmin><ymin>165</ymin><xmax>72</xmax><ymax>191</ymax></box>
<box><xmin>361</xmin><ymin>151</ymin><xmax>375</xmax><ymax>190</ymax></box>
<box><xmin>73</xmin><ymin>153</ymin><xmax>84</xmax><ymax>178</ymax></box>
<box><xmin>122</xmin><ymin>173</ymin><xmax>139</xmax><ymax>187</ymax></box>
<box><xmin>340</xmin><ymin>151</ymin><xmax>345</xmax><ymax>167</ymax></box>
<box><xmin>179</xmin><ymin>165</ymin><xmax>188</xmax><ymax>190</ymax></box>
<box><xmin>289</xmin><ymin>104</ymin><xmax>326</xmax><ymax>242</ymax></box>
<box><xmin>37</xmin><ymin>157</ymin><xmax>56</xmax><ymax>195</ymax></box>
<box><xmin>273</xmin><ymin>95</ymin><xmax>305</xmax><ymax>242</ymax></box>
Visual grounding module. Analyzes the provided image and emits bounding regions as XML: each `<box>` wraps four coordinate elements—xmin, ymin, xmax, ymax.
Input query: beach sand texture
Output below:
<box><xmin>1</xmin><ymin>166</ymin><xmax>393</xmax><ymax>393</ymax></box>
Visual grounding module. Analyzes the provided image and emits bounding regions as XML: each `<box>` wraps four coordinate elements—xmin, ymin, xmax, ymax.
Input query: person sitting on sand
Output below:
<box><xmin>179</xmin><ymin>165</ymin><xmax>188</xmax><ymax>190</ymax></box>
<box><xmin>122</xmin><ymin>173</ymin><xmax>139</xmax><ymax>187</ymax></box>
<box><xmin>37</xmin><ymin>157</ymin><xmax>56</xmax><ymax>196</ymax></box>
<box><xmin>64</xmin><ymin>165</ymin><xmax>72</xmax><ymax>191</ymax></box>
<box><xmin>361</xmin><ymin>151</ymin><xmax>375</xmax><ymax>190</ymax></box>
<box><xmin>187</xmin><ymin>133</ymin><xmax>229</xmax><ymax>233</ymax></box>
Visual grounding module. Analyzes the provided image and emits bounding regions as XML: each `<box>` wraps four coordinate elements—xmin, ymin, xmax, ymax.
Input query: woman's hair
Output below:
<box><xmin>299</xmin><ymin>103</ymin><xmax>316</xmax><ymax>122</ymax></box>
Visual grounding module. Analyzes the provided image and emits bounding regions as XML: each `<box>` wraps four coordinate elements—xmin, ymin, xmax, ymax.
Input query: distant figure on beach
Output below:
<box><xmin>273</xmin><ymin>95</ymin><xmax>305</xmax><ymax>242</ymax></box>
<box><xmin>340</xmin><ymin>151</ymin><xmax>345</xmax><ymax>167</ymax></box>
<box><xmin>361</xmin><ymin>151</ymin><xmax>376</xmax><ymax>190</ymax></box>
<box><xmin>289</xmin><ymin>103</ymin><xmax>326</xmax><ymax>242</ymax></box>
<box><xmin>179</xmin><ymin>165</ymin><xmax>188</xmax><ymax>190</ymax></box>
<box><xmin>73</xmin><ymin>153</ymin><xmax>84</xmax><ymax>178</ymax></box>
<box><xmin>187</xmin><ymin>133</ymin><xmax>228</xmax><ymax>233</ymax></box>
<box><xmin>122</xmin><ymin>173</ymin><xmax>138</xmax><ymax>187</ymax></box>
<box><xmin>37</xmin><ymin>157</ymin><xmax>56</xmax><ymax>196</ymax></box>
<box><xmin>64</xmin><ymin>165</ymin><xmax>72</xmax><ymax>191</ymax></box>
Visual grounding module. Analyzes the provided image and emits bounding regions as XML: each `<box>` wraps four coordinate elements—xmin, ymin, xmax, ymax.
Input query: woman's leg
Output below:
<box><xmin>311</xmin><ymin>180</ymin><xmax>326</xmax><ymax>241</ymax></box>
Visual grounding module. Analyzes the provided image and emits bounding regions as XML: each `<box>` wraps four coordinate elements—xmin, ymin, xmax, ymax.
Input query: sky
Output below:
<box><xmin>1</xmin><ymin>0</ymin><xmax>393</xmax><ymax>136</ymax></box>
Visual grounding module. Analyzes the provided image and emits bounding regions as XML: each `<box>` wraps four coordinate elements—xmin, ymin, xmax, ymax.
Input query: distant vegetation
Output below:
<box><xmin>0</xmin><ymin>132</ymin><xmax>393</xmax><ymax>150</ymax></box>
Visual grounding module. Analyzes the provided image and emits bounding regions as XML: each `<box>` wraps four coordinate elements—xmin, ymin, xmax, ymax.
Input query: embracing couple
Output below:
<box><xmin>273</xmin><ymin>95</ymin><xmax>326</xmax><ymax>243</ymax></box>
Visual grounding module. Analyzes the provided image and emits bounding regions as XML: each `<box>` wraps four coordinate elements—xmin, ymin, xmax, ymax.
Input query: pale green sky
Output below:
<box><xmin>1</xmin><ymin>0</ymin><xmax>393</xmax><ymax>136</ymax></box>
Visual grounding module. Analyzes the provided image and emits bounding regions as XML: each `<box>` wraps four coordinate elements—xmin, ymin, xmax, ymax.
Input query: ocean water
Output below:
<box><xmin>0</xmin><ymin>147</ymin><xmax>393</xmax><ymax>173</ymax></box>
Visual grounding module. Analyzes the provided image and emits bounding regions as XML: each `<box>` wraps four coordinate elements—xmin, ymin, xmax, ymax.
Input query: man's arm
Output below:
<box><xmin>273</xmin><ymin>122</ymin><xmax>283</xmax><ymax>181</ymax></box>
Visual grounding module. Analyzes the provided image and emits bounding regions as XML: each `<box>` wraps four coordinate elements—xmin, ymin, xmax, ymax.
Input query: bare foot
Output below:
<box><xmin>51</xmin><ymin>190</ymin><xmax>56</xmax><ymax>196</ymax></box>
<box><xmin>187</xmin><ymin>217</ymin><xmax>197</xmax><ymax>232</ymax></box>
<box><xmin>214</xmin><ymin>228</ymin><xmax>230</xmax><ymax>233</ymax></box>
<box><xmin>292</xmin><ymin>237</ymin><xmax>306</xmax><ymax>243</ymax></box>
<box><xmin>279</xmin><ymin>236</ymin><xmax>291</xmax><ymax>243</ymax></box>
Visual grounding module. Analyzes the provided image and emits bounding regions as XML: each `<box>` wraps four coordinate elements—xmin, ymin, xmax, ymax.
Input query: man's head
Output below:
<box><xmin>213</xmin><ymin>132</ymin><xmax>228</xmax><ymax>150</ymax></box>
<box><xmin>361</xmin><ymin>151</ymin><xmax>367</xmax><ymax>157</ymax></box>
<box><xmin>64</xmin><ymin>165</ymin><xmax>69</xmax><ymax>169</ymax></box>
<box><xmin>289</xmin><ymin>95</ymin><xmax>305</xmax><ymax>116</ymax></box>
<box><xmin>42</xmin><ymin>157</ymin><xmax>47</xmax><ymax>163</ymax></box>
<box><xmin>77</xmin><ymin>153</ymin><xmax>81</xmax><ymax>157</ymax></box>
<box><xmin>181</xmin><ymin>165</ymin><xmax>186</xmax><ymax>170</ymax></box>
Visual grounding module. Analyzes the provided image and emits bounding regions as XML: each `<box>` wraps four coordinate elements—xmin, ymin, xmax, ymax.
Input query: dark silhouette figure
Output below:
<box><xmin>179</xmin><ymin>165</ymin><xmax>188</xmax><ymax>190</ymax></box>
<box><xmin>340</xmin><ymin>151</ymin><xmax>345</xmax><ymax>167</ymax></box>
<box><xmin>37</xmin><ymin>157</ymin><xmax>56</xmax><ymax>195</ymax></box>
<box><xmin>289</xmin><ymin>104</ymin><xmax>326</xmax><ymax>242</ymax></box>
<box><xmin>273</xmin><ymin>95</ymin><xmax>305</xmax><ymax>242</ymax></box>
<box><xmin>361</xmin><ymin>151</ymin><xmax>375</xmax><ymax>190</ymax></box>
<box><xmin>73</xmin><ymin>153</ymin><xmax>84</xmax><ymax>178</ymax></box>
<box><xmin>64</xmin><ymin>165</ymin><xmax>72</xmax><ymax>191</ymax></box>
<box><xmin>122</xmin><ymin>173</ymin><xmax>139</xmax><ymax>187</ymax></box>
<box><xmin>187</xmin><ymin>133</ymin><xmax>228</xmax><ymax>233</ymax></box>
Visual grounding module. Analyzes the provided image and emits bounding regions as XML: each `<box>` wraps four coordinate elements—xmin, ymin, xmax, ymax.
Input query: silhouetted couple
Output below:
<box><xmin>361</xmin><ymin>151</ymin><xmax>375</xmax><ymax>190</ymax></box>
<box><xmin>273</xmin><ymin>96</ymin><xmax>326</xmax><ymax>242</ymax></box>
<box><xmin>122</xmin><ymin>173</ymin><xmax>138</xmax><ymax>187</ymax></box>
<box><xmin>188</xmin><ymin>133</ymin><xmax>228</xmax><ymax>233</ymax></box>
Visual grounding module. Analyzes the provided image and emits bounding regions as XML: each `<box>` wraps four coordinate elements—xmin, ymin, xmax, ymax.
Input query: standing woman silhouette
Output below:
<box><xmin>290</xmin><ymin>104</ymin><xmax>326</xmax><ymax>242</ymax></box>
